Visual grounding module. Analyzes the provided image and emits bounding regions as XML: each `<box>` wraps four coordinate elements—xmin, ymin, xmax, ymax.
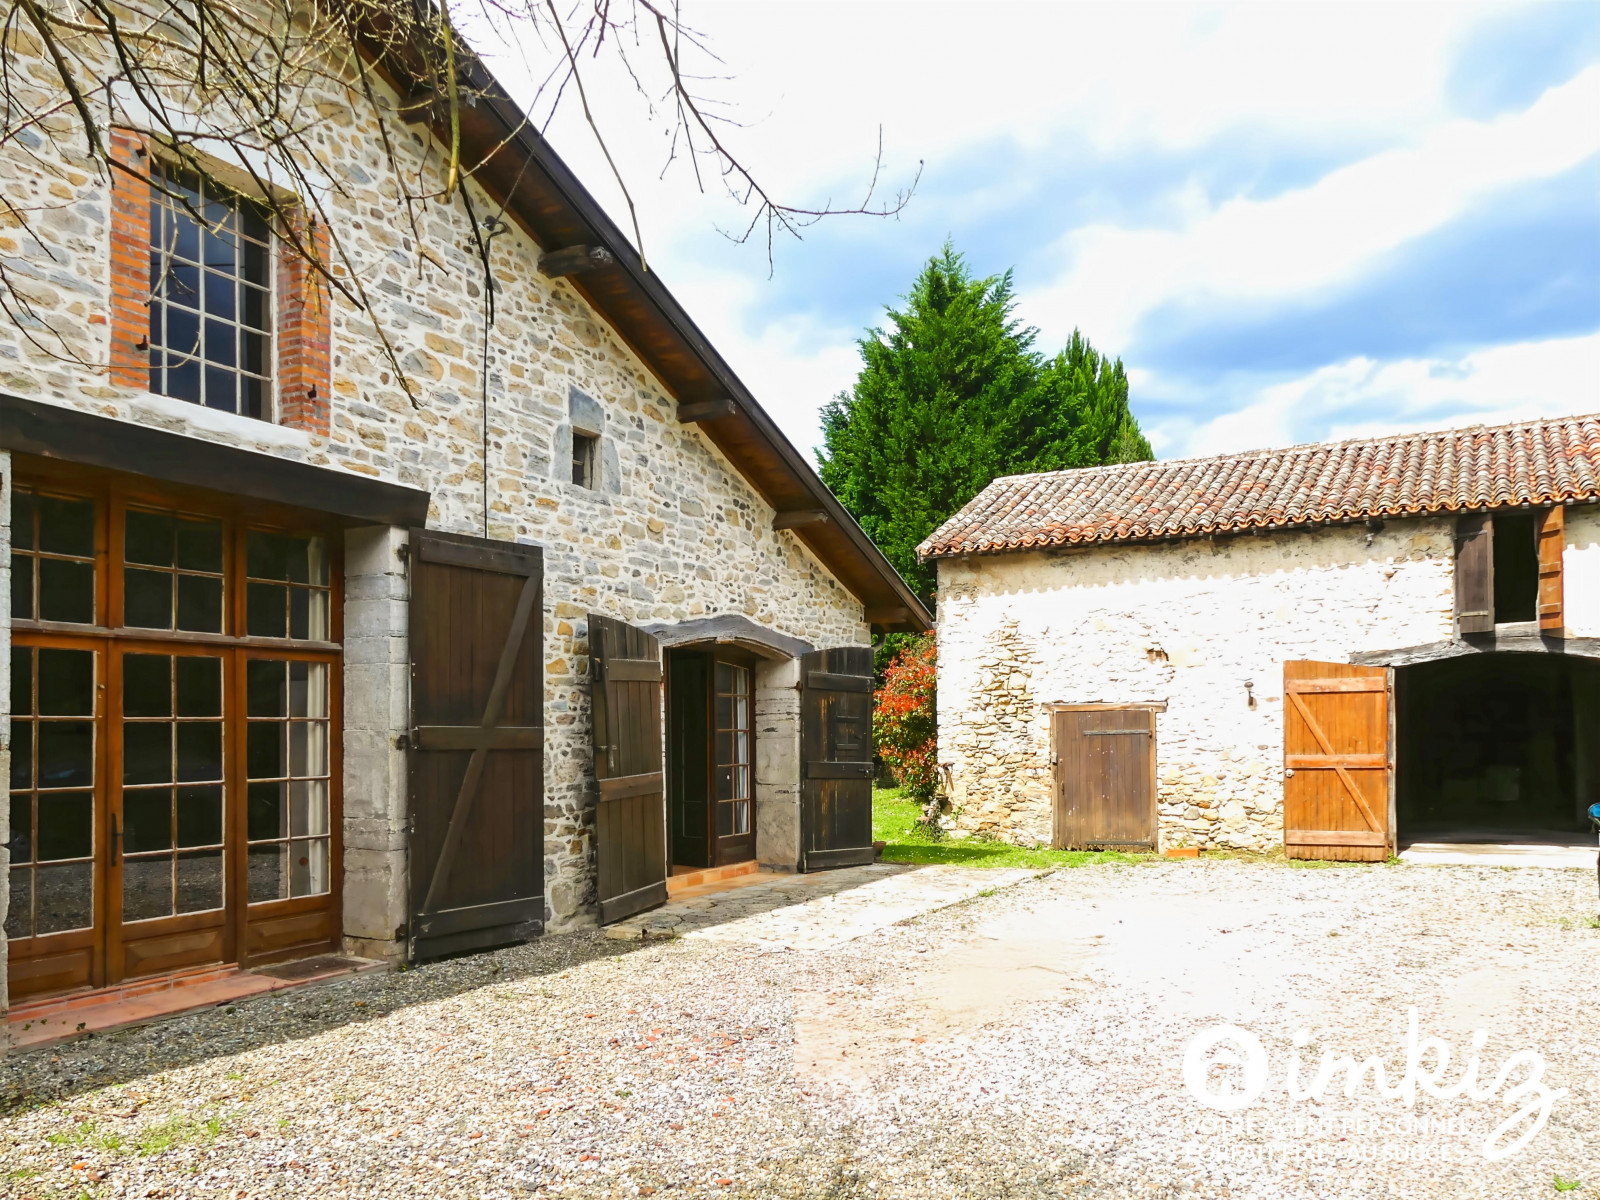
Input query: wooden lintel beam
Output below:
<box><xmin>772</xmin><ymin>510</ymin><xmax>829</xmax><ymax>531</ymax></box>
<box><xmin>865</xmin><ymin>607</ymin><xmax>910</xmax><ymax>625</ymax></box>
<box><xmin>678</xmin><ymin>398</ymin><xmax>738</xmax><ymax>423</ymax></box>
<box><xmin>538</xmin><ymin>245</ymin><xmax>615</xmax><ymax>278</ymax></box>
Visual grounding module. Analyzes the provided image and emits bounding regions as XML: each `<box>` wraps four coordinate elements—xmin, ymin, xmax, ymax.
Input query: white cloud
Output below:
<box><xmin>1158</xmin><ymin>333</ymin><xmax>1600</xmax><ymax>459</ymax></box>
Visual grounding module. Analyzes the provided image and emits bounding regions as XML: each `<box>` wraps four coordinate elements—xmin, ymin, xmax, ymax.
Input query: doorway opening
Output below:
<box><xmin>665</xmin><ymin>647</ymin><xmax>756</xmax><ymax>873</ymax></box>
<box><xmin>1395</xmin><ymin>652</ymin><xmax>1600</xmax><ymax>846</ymax></box>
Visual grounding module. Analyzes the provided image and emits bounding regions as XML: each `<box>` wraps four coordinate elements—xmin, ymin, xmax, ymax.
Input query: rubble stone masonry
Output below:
<box><xmin>936</xmin><ymin>507</ymin><xmax>1600</xmax><ymax>850</ymax></box>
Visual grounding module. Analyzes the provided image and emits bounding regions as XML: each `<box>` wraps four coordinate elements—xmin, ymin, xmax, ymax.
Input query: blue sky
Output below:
<box><xmin>495</xmin><ymin>1</ymin><xmax>1600</xmax><ymax>461</ymax></box>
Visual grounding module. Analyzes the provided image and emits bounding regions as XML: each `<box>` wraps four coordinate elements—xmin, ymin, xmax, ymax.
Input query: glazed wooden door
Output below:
<box><xmin>589</xmin><ymin>615</ymin><xmax>666</xmax><ymax>923</ymax></box>
<box><xmin>1282</xmin><ymin>660</ymin><xmax>1392</xmax><ymax>862</ymax></box>
<box><xmin>1051</xmin><ymin>707</ymin><xmax>1156</xmax><ymax>849</ymax></box>
<box><xmin>799</xmin><ymin>647</ymin><xmax>874</xmax><ymax>871</ymax></box>
<box><xmin>666</xmin><ymin>650</ymin><xmax>711</xmax><ymax>870</ymax></box>
<box><xmin>408</xmin><ymin>530</ymin><xmax>545</xmax><ymax>959</ymax></box>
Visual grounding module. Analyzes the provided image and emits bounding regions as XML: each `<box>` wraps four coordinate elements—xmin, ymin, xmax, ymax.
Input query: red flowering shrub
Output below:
<box><xmin>873</xmin><ymin>634</ymin><xmax>938</xmax><ymax>805</ymax></box>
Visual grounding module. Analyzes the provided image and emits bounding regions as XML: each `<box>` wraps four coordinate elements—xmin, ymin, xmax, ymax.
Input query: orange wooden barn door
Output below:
<box><xmin>1282</xmin><ymin>661</ymin><xmax>1392</xmax><ymax>862</ymax></box>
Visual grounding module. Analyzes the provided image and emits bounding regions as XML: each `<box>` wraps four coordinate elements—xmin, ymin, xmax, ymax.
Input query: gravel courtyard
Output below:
<box><xmin>3</xmin><ymin>859</ymin><xmax>1598</xmax><ymax>1199</ymax></box>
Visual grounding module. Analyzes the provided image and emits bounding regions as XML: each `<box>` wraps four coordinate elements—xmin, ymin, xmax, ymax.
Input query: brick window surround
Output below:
<box><xmin>107</xmin><ymin>131</ymin><xmax>331</xmax><ymax>436</ymax></box>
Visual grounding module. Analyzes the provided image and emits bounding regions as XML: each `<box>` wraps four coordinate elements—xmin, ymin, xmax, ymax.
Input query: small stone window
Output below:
<box><xmin>571</xmin><ymin>431</ymin><xmax>598</xmax><ymax>489</ymax></box>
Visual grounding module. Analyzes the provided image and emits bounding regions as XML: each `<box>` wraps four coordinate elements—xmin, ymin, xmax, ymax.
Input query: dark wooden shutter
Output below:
<box><xmin>408</xmin><ymin>530</ymin><xmax>545</xmax><ymax>959</ymax></box>
<box><xmin>1454</xmin><ymin>514</ymin><xmax>1494</xmax><ymax>633</ymax></box>
<box><xmin>1537</xmin><ymin>505</ymin><xmax>1565</xmax><ymax>634</ymax></box>
<box><xmin>1051</xmin><ymin>708</ymin><xmax>1156</xmax><ymax>849</ymax></box>
<box><xmin>799</xmin><ymin>646</ymin><xmax>875</xmax><ymax>871</ymax></box>
<box><xmin>1282</xmin><ymin>661</ymin><xmax>1390</xmax><ymax>862</ymax></box>
<box><xmin>589</xmin><ymin>615</ymin><xmax>667</xmax><ymax>923</ymax></box>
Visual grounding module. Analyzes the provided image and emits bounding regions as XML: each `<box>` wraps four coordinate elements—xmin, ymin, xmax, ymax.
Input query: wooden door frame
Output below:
<box><xmin>1047</xmin><ymin>703</ymin><xmax>1163</xmax><ymax>851</ymax></box>
<box><xmin>7</xmin><ymin>458</ymin><xmax>345</xmax><ymax>1001</ymax></box>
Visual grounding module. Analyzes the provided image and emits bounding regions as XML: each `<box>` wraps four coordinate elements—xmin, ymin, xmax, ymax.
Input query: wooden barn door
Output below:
<box><xmin>799</xmin><ymin>647</ymin><xmax>875</xmax><ymax>871</ymax></box>
<box><xmin>589</xmin><ymin>615</ymin><xmax>667</xmax><ymax>923</ymax></box>
<box><xmin>1282</xmin><ymin>661</ymin><xmax>1391</xmax><ymax>862</ymax></box>
<box><xmin>1051</xmin><ymin>707</ymin><xmax>1157</xmax><ymax>849</ymax></box>
<box><xmin>408</xmin><ymin>531</ymin><xmax>545</xmax><ymax>959</ymax></box>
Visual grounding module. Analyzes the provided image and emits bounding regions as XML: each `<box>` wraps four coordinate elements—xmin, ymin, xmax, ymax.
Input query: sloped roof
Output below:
<box><xmin>919</xmin><ymin>413</ymin><xmax>1600</xmax><ymax>561</ymax></box>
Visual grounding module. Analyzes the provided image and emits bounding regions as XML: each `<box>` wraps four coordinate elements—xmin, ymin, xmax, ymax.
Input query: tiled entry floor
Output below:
<box><xmin>7</xmin><ymin>956</ymin><xmax>384</xmax><ymax>1050</ymax></box>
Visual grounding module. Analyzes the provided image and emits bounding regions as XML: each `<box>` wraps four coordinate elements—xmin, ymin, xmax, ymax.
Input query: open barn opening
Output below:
<box><xmin>1396</xmin><ymin>653</ymin><xmax>1600</xmax><ymax>847</ymax></box>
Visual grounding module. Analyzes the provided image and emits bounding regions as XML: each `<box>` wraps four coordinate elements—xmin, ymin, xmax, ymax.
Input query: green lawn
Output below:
<box><xmin>872</xmin><ymin>787</ymin><xmax>1153</xmax><ymax>869</ymax></box>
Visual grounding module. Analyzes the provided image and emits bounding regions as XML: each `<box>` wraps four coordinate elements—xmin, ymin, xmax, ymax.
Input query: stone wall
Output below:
<box><xmin>934</xmin><ymin>519</ymin><xmax>1461</xmax><ymax>850</ymax></box>
<box><xmin>0</xmin><ymin>34</ymin><xmax>870</xmax><ymax>946</ymax></box>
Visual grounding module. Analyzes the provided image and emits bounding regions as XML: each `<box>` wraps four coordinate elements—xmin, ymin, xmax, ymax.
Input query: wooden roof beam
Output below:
<box><xmin>538</xmin><ymin>245</ymin><xmax>615</xmax><ymax>278</ymax></box>
<box><xmin>772</xmin><ymin>510</ymin><xmax>829</xmax><ymax>531</ymax></box>
<box><xmin>678</xmin><ymin>398</ymin><xmax>738</xmax><ymax>423</ymax></box>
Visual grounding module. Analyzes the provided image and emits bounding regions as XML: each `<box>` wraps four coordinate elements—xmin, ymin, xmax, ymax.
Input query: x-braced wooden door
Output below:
<box><xmin>799</xmin><ymin>647</ymin><xmax>875</xmax><ymax>871</ymax></box>
<box><xmin>1282</xmin><ymin>661</ymin><xmax>1392</xmax><ymax>862</ymax></box>
<box><xmin>589</xmin><ymin>615</ymin><xmax>667</xmax><ymax>923</ymax></box>
<box><xmin>408</xmin><ymin>530</ymin><xmax>545</xmax><ymax>959</ymax></box>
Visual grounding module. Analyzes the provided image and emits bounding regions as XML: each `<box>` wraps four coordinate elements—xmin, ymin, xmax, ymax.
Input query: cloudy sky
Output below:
<box><xmin>488</xmin><ymin>1</ymin><xmax>1600</xmax><ymax>462</ymax></box>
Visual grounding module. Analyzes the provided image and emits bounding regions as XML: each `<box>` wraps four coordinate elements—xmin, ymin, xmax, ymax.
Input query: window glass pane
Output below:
<box><xmin>289</xmin><ymin>588</ymin><xmax>310</xmax><ymax>639</ymax></box>
<box><xmin>35</xmin><ymin>861</ymin><xmax>92</xmax><ymax>933</ymax></box>
<box><xmin>166</xmin><ymin>357</ymin><xmax>201</xmax><ymax>405</ymax></box>
<box><xmin>38</xmin><ymin>495</ymin><xmax>94</xmax><ymax>557</ymax></box>
<box><xmin>175</xmin><ymin>518</ymin><xmax>224</xmax><ymax>573</ymax></box>
<box><xmin>241</xmin><ymin>204</ymin><xmax>269</xmax><ymax>243</ymax></box>
<box><xmin>717</xmin><ymin>802</ymin><xmax>733</xmax><ymax>837</ymax></box>
<box><xmin>203</xmin><ymin>226</ymin><xmax>237</xmax><ymax>273</ymax></box>
<box><xmin>37</xmin><ymin>721</ymin><xmax>93</xmax><ymax>788</ymax></box>
<box><xmin>242</xmin><ymin>287</ymin><xmax>269</xmax><ymax>332</ymax></box>
<box><xmin>124</xmin><ymin>509</ymin><xmax>174</xmax><ymax>566</ymax></box>
<box><xmin>715</xmin><ymin>695</ymin><xmax>732</xmax><ymax>729</ymax></box>
<box><xmin>715</xmin><ymin>662</ymin><xmax>734</xmax><ymax>693</ymax></box>
<box><xmin>37</xmin><ymin>648</ymin><xmax>93</xmax><ymax>716</ymax></box>
<box><xmin>247</xmin><ymin>659</ymin><xmax>287</xmax><ymax>717</ymax></box>
<box><xmin>164</xmin><ymin>262</ymin><xmax>200</xmax><ymax>308</ymax></box>
<box><xmin>247</xmin><ymin>582</ymin><xmax>287</xmax><ymax>637</ymax></box>
<box><xmin>291</xmin><ymin>838</ymin><xmax>328</xmax><ymax>898</ymax></box>
<box><xmin>5</xmin><ymin>869</ymin><xmax>32</xmax><ymax>939</ymax></box>
<box><xmin>13</xmin><ymin>490</ymin><xmax>35</xmax><ymax>550</ymax></box>
<box><xmin>288</xmin><ymin>720</ymin><xmax>327</xmax><ymax>777</ymax></box>
<box><xmin>291</xmin><ymin>779</ymin><xmax>329</xmax><ymax>837</ymax></box>
<box><xmin>204</xmin><ymin>272</ymin><xmax>237</xmax><ymax>321</ymax></box>
<box><xmin>10</xmin><ymin>555</ymin><xmax>33</xmax><ymax>620</ymax></box>
<box><xmin>247</xmin><ymin>531</ymin><xmax>288</xmax><ymax>580</ymax></box>
<box><xmin>247</xmin><ymin>721</ymin><xmax>284</xmax><ymax>778</ymax></box>
<box><xmin>124</xmin><ymin>789</ymin><xmax>173</xmax><ymax>853</ymax></box>
<box><xmin>248</xmin><ymin>781</ymin><xmax>287</xmax><ymax>840</ymax></box>
<box><xmin>176</xmin><ymin>573</ymin><xmax>224</xmax><ymax>633</ymax></box>
<box><xmin>35</xmin><ymin>792</ymin><xmax>92</xmax><ymax>862</ymax></box>
<box><xmin>9</xmin><ymin>795</ymin><xmax>33</xmax><ymax>863</ymax></box>
<box><xmin>176</xmin><ymin>656</ymin><xmax>223</xmax><ymax>716</ymax></box>
<box><xmin>176</xmin><ymin>722</ymin><xmax>223</xmax><ymax>782</ymax></box>
<box><xmin>242</xmin><ymin>238</ymin><xmax>268</xmax><ymax>283</ymax></box>
<box><xmin>247</xmin><ymin>843</ymin><xmax>288</xmax><ymax>903</ymax></box>
<box><xmin>124</xmin><ymin>654</ymin><xmax>172</xmax><ymax>717</ymax></box>
<box><xmin>124</xmin><ymin>567</ymin><xmax>173</xmax><ymax>629</ymax></box>
<box><xmin>177</xmin><ymin>848</ymin><xmax>224</xmax><ymax>913</ymax></box>
<box><xmin>11</xmin><ymin>646</ymin><xmax>33</xmax><ymax>715</ymax></box>
<box><xmin>10</xmin><ymin>723</ymin><xmax>32</xmax><ymax>789</ymax></box>
<box><xmin>177</xmin><ymin>785</ymin><xmax>224</xmax><ymax>847</ymax></box>
<box><xmin>203</xmin><ymin>319</ymin><xmax>236</xmax><ymax>367</ymax></box>
<box><xmin>734</xmin><ymin>800</ymin><xmax>750</xmax><ymax>835</ymax></box>
<box><xmin>123</xmin><ymin>723</ymin><xmax>172</xmax><ymax>785</ymax></box>
<box><xmin>715</xmin><ymin>765</ymin><xmax>733</xmax><ymax>802</ymax></box>
<box><xmin>288</xmin><ymin>661</ymin><xmax>323</xmax><ymax>717</ymax></box>
<box><xmin>122</xmin><ymin>855</ymin><xmax>173</xmax><ymax>922</ymax></box>
<box><xmin>204</xmin><ymin>366</ymin><xmax>238</xmax><ymax>414</ymax></box>
<box><xmin>38</xmin><ymin>558</ymin><xmax>94</xmax><ymax>624</ymax></box>
<box><xmin>242</xmin><ymin>376</ymin><xmax>267</xmax><ymax>422</ymax></box>
<box><xmin>716</xmin><ymin>731</ymin><xmax>733</xmax><ymax>764</ymax></box>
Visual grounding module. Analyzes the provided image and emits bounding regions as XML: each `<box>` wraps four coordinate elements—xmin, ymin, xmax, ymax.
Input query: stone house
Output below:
<box><xmin>919</xmin><ymin>415</ymin><xmax>1600</xmax><ymax>860</ymax></box>
<box><xmin>0</xmin><ymin>30</ymin><xmax>928</xmax><ymax>1013</ymax></box>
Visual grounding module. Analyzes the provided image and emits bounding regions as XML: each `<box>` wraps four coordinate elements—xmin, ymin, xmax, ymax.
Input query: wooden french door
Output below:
<box><xmin>666</xmin><ymin>649</ymin><xmax>756</xmax><ymax>870</ymax></box>
<box><xmin>7</xmin><ymin>463</ymin><xmax>343</xmax><ymax>1002</ymax></box>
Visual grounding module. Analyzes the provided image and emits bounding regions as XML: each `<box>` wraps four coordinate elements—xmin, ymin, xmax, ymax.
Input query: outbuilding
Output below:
<box><xmin>919</xmin><ymin>415</ymin><xmax>1600</xmax><ymax>860</ymax></box>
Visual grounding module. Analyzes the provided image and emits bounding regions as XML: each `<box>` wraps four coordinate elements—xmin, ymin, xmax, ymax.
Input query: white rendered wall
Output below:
<box><xmin>934</xmin><ymin>519</ymin><xmax>1458</xmax><ymax>850</ymax></box>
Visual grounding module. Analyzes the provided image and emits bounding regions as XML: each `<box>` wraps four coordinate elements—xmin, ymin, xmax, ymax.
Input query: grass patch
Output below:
<box><xmin>873</xmin><ymin>789</ymin><xmax>1151</xmax><ymax>870</ymax></box>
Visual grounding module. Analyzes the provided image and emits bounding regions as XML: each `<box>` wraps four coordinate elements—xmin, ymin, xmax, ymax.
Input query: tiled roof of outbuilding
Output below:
<box><xmin>918</xmin><ymin>413</ymin><xmax>1600</xmax><ymax>560</ymax></box>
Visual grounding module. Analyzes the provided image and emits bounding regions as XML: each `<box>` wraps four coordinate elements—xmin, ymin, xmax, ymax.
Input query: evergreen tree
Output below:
<box><xmin>819</xmin><ymin>243</ymin><xmax>1151</xmax><ymax>602</ymax></box>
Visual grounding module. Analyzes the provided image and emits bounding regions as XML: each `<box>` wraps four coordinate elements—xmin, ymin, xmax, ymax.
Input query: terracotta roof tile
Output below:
<box><xmin>918</xmin><ymin>413</ymin><xmax>1600</xmax><ymax>560</ymax></box>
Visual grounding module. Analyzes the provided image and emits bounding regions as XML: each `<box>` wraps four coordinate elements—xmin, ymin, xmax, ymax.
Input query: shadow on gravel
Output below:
<box><xmin>0</xmin><ymin>929</ymin><xmax>650</xmax><ymax>1115</ymax></box>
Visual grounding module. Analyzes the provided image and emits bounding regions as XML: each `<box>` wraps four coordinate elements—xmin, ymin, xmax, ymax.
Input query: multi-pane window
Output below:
<box><xmin>246</xmin><ymin>661</ymin><xmax>331</xmax><ymax>901</ymax></box>
<box><xmin>9</xmin><ymin>490</ymin><xmax>96</xmax><ymax>624</ymax></box>
<box><xmin>148</xmin><ymin>162</ymin><xmax>273</xmax><ymax>418</ymax></box>
<box><xmin>121</xmin><ymin>654</ymin><xmax>226</xmax><ymax>920</ymax></box>
<box><xmin>123</xmin><ymin>509</ymin><xmax>226</xmax><ymax>633</ymax></box>
<box><xmin>6</xmin><ymin>646</ymin><xmax>97</xmax><ymax>939</ymax></box>
<box><xmin>572</xmin><ymin>432</ymin><xmax>598</xmax><ymax>489</ymax></box>
<box><xmin>714</xmin><ymin>662</ymin><xmax>752</xmax><ymax>837</ymax></box>
<box><xmin>246</xmin><ymin>532</ymin><xmax>330</xmax><ymax>640</ymax></box>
